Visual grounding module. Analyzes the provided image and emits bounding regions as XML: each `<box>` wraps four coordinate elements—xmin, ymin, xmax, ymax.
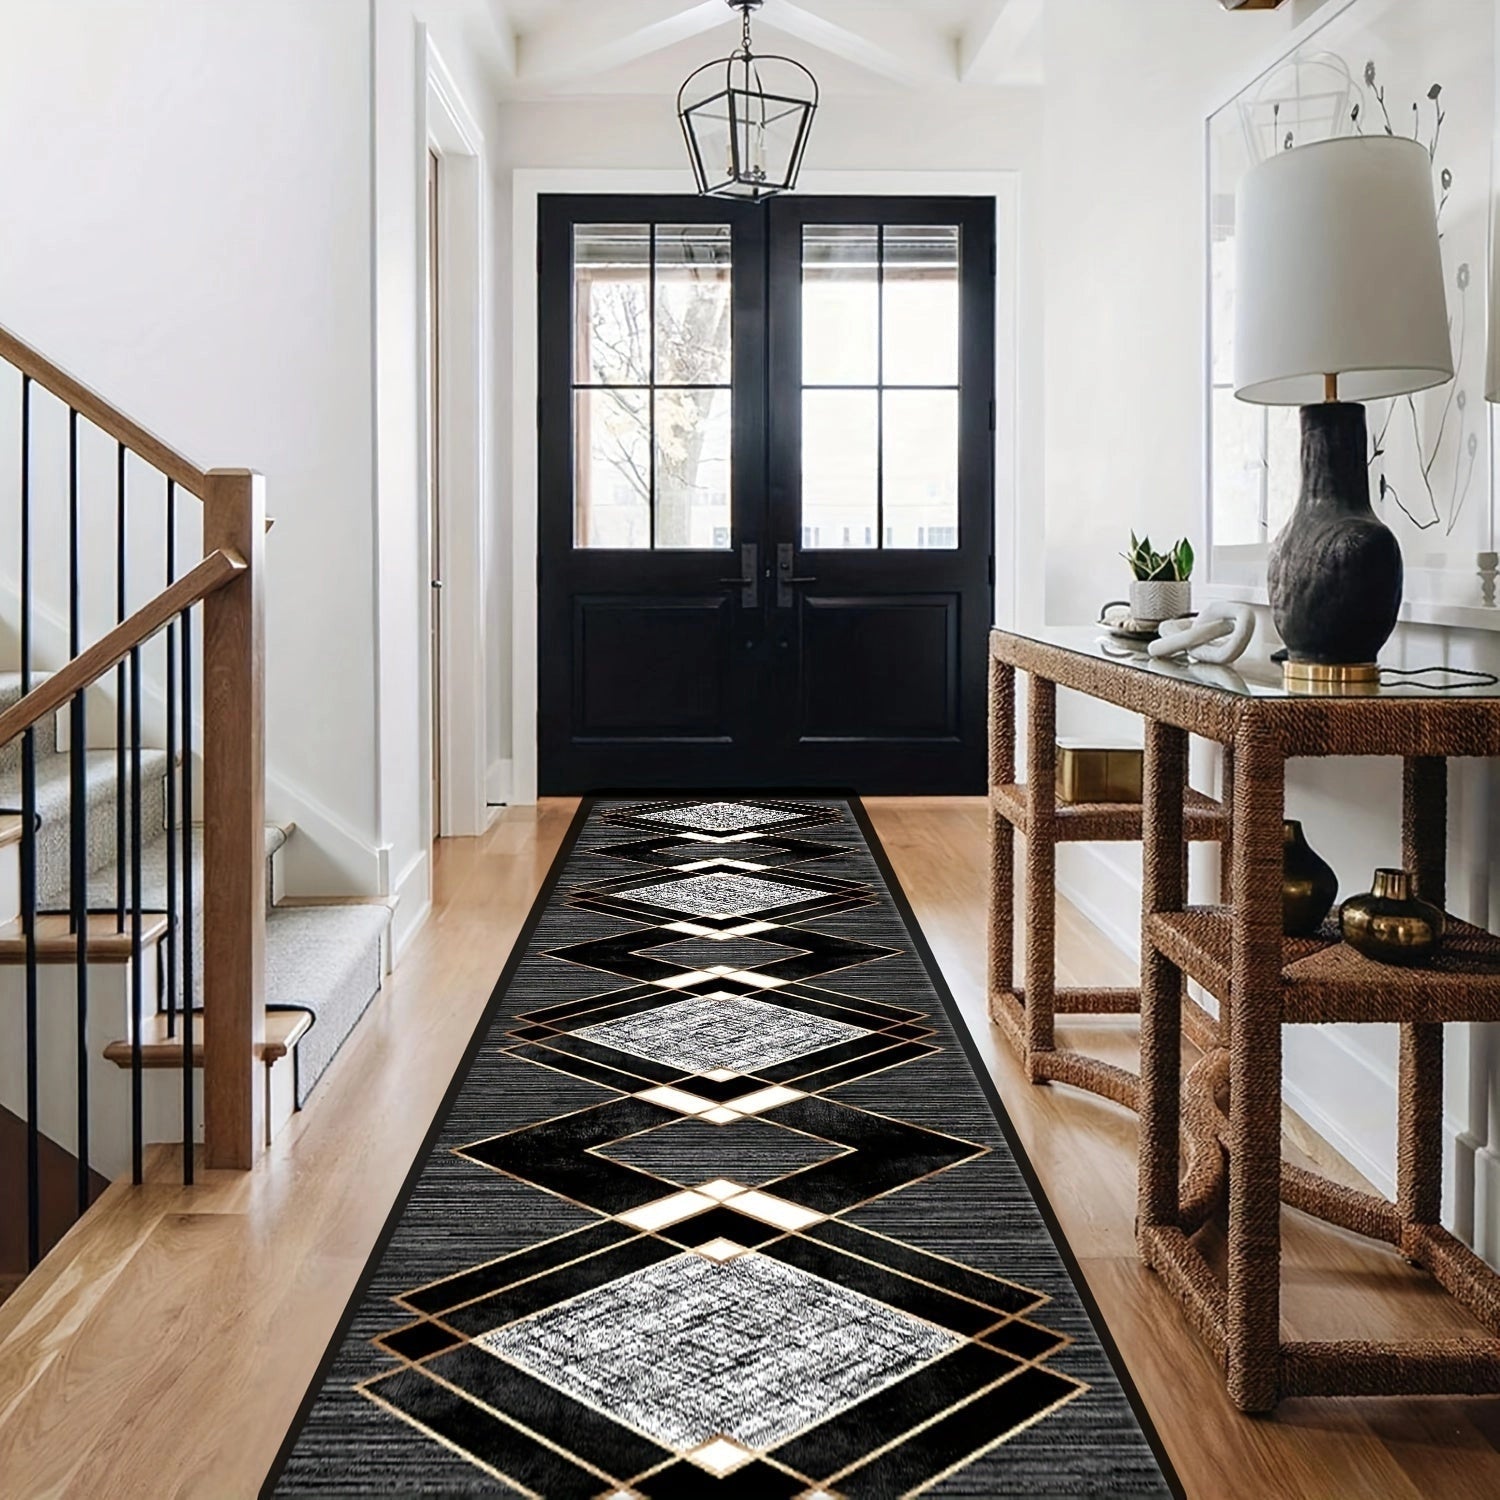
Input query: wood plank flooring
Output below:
<box><xmin>0</xmin><ymin>796</ymin><xmax>1495</xmax><ymax>1498</ymax></box>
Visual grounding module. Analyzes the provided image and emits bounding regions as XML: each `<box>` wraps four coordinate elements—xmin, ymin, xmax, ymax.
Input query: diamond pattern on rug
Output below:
<box><xmin>574</xmin><ymin>992</ymin><xmax>870</xmax><ymax>1075</ymax></box>
<box><xmin>477</xmin><ymin>1252</ymin><xmax>960</xmax><ymax>1453</ymax></box>
<box><xmin>632</xmin><ymin>801</ymin><xmax>792</xmax><ymax>834</ymax></box>
<box><xmin>625</xmin><ymin>872</ymin><xmax>822</xmax><ymax>919</ymax></box>
<box><xmin>593</xmin><ymin>1115</ymin><xmax>847</xmax><ymax>1188</ymax></box>
<box><xmin>271</xmin><ymin>794</ymin><xmax>1175</xmax><ymax>1500</ymax></box>
<box><xmin>648</xmin><ymin>935</ymin><xmax>808</xmax><ymax>971</ymax></box>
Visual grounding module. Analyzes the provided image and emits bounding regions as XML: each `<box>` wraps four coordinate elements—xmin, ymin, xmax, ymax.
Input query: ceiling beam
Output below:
<box><xmin>483</xmin><ymin>0</ymin><xmax>518</xmax><ymax>80</ymax></box>
<box><xmin>960</xmin><ymin>0</ymin><xmax>1044</xmax><ymax>85</ymax></box>
<box><xmin>760</xmin><ymin>2</ymin><xmax>959</xmax><ymax>89</ymax></box>
<box><xmin>517</xmin><ymin>0</ymin><xmax>730</xmax><ymax>88</ymax></box>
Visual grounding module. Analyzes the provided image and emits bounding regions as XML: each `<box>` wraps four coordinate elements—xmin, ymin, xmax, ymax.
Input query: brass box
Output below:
<box><xmin>1055</xmin><ymin>739</ymin><xmax>1144</xmax><ymax>805</ymax></box>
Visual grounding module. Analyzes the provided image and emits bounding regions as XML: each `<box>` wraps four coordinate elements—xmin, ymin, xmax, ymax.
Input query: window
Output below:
<box><xmin>800</xmin><ymin>225</ymin><xmax>961</xmax><ymax>551</ymax></box>
<box><xmin>573</xmin><ymin>223</ymin><xmax>733</xmax><ymax>550</ymax></box>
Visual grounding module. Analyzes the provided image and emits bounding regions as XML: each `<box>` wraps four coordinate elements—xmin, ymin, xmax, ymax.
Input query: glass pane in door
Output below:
<box><xmin>883</xmin><ymin>391</ymin><xmax>959</xmax><ymax>548</ymax></box>
<box><xmin>574</xmin><ymin>224</ymin><xmax>651</xmax><ymax>384</ymax></box>
<box><xmin>655</xmin><ymin>223</ymin><xmax>733</xmax><ymax>386</ymax></box>
<box><xmin>802</xmin><ymin>390</ymin><xmax>878</xmax><ymax>549</ymax></box>
<box><xmin>574</xmin><ymin>388</ymin><xmax>650</xmax><ymax>549</ymax></box>
<box><xmin>656</xmin><ymin>387</ymin><xmax>733</xmax><ymax>550</ymax></box>
<box><xmin>882</xmin><ymin>226</ymin><xmax>960</xmax><ymax>386</ymax></box>
<box><xmin>802</xmin><ymin>225</ymin><xmax>879</xmax><ymax>385</ymax></box>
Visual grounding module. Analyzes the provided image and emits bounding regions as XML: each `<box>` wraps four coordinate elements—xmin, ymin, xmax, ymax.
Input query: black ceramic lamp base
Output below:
<box><xmin>1267</xmin><ymin>401</ymin><xmax>1403</xmax><ymax>683</ymax></box>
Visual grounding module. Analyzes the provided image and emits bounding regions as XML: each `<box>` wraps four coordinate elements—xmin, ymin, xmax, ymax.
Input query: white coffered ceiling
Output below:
<box><xmin>482</xmin><ymin>0</ymin><xmax>1045</xmax><ymax>97</ymax></box>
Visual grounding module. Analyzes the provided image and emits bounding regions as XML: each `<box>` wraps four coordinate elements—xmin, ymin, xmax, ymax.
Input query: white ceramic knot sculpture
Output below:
<box><xmin>1147</xmin><ymin>602</ymin><xmax>1256</xmax><ymax>665</ymax></box>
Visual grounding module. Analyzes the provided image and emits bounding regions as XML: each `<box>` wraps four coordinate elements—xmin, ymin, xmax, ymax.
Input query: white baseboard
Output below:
<box><xmin>1056</xmin><ymin>844</ymin><xmax>1142</xmax><ymax>960</ymax></box>
<box><xmin>388</xmin><ymin>846</ymin><xmax>431</xmax><ymax>960</ymax></box>
<box><xmin>268</xmin><ymin>769</ymin><xmax>383</xmax><ymax>898</ymax></box>
<box><xmin>1474</xmin><ymin>1145</ymin><xmax>1500</xmax><ymax>1268</ymax></box>
<box><xmin>486</xmin><ymin>757</ymin><xmax>513</xmax><ymax>808</ymax></box>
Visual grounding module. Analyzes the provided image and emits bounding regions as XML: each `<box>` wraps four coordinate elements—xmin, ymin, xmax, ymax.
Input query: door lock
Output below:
<box><xmin>776</xmin><ymin>543</ymin><xmax>819</xmax><ymax>609</ymax></box>
<box><xmin>717</xmin><ymin>542</ymin><xmax>759</xmax><ymax>609</ymax></box>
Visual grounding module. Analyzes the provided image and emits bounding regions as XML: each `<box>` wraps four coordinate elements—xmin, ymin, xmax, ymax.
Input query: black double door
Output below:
<box><xmin>537</xmin><ymin>193</ymin><xmax>996</xmax><ymax>795</ymax></box>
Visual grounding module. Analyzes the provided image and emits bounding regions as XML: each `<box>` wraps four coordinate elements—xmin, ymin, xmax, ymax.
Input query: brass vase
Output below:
<box><xmin>1339</xmin><ymin>869</ymin><xmax>1444</xmax><ymax>966</ymax></box>
<box><xmin>1282</xmin><ymin>821</ymin><xmax>1338</xmax><ymax>936</ymax></box>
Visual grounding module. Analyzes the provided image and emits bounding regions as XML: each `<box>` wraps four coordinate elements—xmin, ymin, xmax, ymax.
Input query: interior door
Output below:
<box><xmin>538</xmin><ymin>197</ymin><xmax>767</xmax><ymax>791</ymax></box>
<box><xmin>427</xmin><ymin>148</ymin><xmax>444</xmax><ymax>841</ymax></box>
<box><xmin>765</xmin><ymin>199</ymin><xmax>995</xmax><ymax>793</ymax></box>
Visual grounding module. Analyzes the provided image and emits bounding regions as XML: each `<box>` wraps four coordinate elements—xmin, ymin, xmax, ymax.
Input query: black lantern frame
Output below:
<box><xmin>678</xmin><ymin>0</ymin><xmax>819</xmax><ymax>202</ymax></box>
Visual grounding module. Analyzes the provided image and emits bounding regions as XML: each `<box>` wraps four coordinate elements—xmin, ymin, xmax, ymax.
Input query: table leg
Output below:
<box><xmin>988</xmin><ymin>658</ymin><xmax>1016</xmax><ymax>1005</ymax></box>
<box><xmin>1138</xmin><ymin>721</ymin><xmax>1188</xmax><ymax>1236</ymax></box>
<box><xmin>1219</xmin><ymin>743</ymin><xmax>1236</xmax><ymax>908</ymax></box>
<box><xmin>1399</xmin><ymin>756</ymin><xmax>1448</xmax><ymax>1233</ymax></box>
<box><xmin>1023</xmin><ymin>675</ymin><xmax>1058</xmax><ymax>1077</ymax></box>
<box><xmin>1226</xmin><ymin>728</ymin><xmax>1285</xmax><ymax>1412</ymax></box>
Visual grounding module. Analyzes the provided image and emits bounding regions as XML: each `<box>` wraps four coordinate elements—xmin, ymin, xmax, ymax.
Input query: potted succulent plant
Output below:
<box><xmin>1123</xmin><ymin>534</ymin><xmax>1194</xmax><ymax>625</ymax></box>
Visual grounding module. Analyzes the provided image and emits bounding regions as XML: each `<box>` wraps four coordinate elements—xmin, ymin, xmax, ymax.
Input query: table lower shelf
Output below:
<box><xmin>1139</xmin><ymin>1219</ymin><xmax>1500</xmax><ymax>1405</ymax></box>
<box><xmin>990</xmin><ymin>782</ymin><xmax>1228</xmax><ymax>842</ymax></box>
<box><xmin>1147</xmin><ymin>907</ymin><xmax>1500</xmax><ymax>1022</ymax></box>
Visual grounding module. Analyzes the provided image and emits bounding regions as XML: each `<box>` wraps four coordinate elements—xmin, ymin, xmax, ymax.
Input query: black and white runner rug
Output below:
<box><xmin>267</xmin><ymin>797</ymin><xmax>1179</xmax><ymax>1498</ymax></box>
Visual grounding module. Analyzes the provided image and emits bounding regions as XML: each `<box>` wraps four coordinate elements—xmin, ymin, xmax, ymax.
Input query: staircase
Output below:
<box><xmin>0</xmin><ymin>324</ymin><xmax>391</xmax><ymax>1293</ymax></box>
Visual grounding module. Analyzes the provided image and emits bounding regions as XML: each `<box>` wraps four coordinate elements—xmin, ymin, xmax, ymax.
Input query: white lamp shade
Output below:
<box><xmin>1234</xmin><ymin>136</ymin><xmax>1454</xmax><ymax>406</ymax></box>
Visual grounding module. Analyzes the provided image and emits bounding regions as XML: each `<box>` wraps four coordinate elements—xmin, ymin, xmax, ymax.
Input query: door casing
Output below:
<box><xmin>510</xmin><ymin>168</ymin><xmax>1025</xmax><ymax>806</ymax></box>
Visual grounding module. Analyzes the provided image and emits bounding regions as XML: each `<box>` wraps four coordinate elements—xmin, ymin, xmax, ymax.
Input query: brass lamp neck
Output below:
<box><xmin>1324</xmin><ymin>372</ymin><xmax>1339</xmax><ymax>403</ymax></box>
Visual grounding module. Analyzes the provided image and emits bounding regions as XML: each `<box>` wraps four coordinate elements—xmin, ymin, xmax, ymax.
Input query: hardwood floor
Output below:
<box><xmin>0</xmin><ymin>795</ymin><xmax>1496</xmax><ymax>1497</ymax></box>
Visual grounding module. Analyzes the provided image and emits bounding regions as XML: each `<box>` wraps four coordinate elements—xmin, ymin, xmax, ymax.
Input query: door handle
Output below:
<box><xmin>776</xmin><ymin>543</ymin><xmax>818</xmax><ymax>608</ymax></box>
<box><xmin>719</xmin><ymin>542</ymin><xmax>759</xmax><ymax>609</ymax></box>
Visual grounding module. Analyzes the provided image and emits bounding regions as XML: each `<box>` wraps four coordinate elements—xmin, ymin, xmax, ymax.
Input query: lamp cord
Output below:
<box><xmin>1379</xmin><ymin>665</ymin><xmax>1500</xmax><ymax>690</ymax></box>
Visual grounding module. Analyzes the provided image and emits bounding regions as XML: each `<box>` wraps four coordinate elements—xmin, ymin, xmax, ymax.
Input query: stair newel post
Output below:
<box><xmin>201</xmin><ymin>468</ymin><xmax>266</xmax><ymax>1169</ymax></box>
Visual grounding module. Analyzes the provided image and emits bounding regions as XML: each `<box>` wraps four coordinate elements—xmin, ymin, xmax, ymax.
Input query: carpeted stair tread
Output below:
<box><xmin>0</xmin><ymin>744</ymin><xmax>170</xmax><ymax>906</ymax></box>
<box><xmin>267</xmin><ymin>904</ymin><xmax>389</xmax><ymax>1106</ymax></box>
<box><xmin>61</xmin><ymin>822</ymin><xmax>292</xmax><ymax>917</ymax></box>
<box><xmin>0</xmin><ymin>671</ymin><xmax>57</xmax><ymax>772</ymax></box>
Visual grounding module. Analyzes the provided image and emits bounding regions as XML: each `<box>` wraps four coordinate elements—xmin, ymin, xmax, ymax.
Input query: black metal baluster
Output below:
<box><xmin>68</xmin><ymin>408</ymin><xmax>90</xmax><ymax>1217</ymax></box>
<box><xmin>164</xmin><ymin>480</ymin><xmax>178</xmax><ymax>1040</ymax></box>
<box><xmin>115</xmin><ymin>443</ymin><xmax>126</xmax><ymax>933</ymax></box>
<box><xmin>130</xmin><ymin>645</ymin><xmax>143</xmax><ymax>1186</ymax></box>
<box><xmin>180</xmin><ymin>608</ymin><xmax>195</xmax><ymax>1186</ymax></box>
<box><xmin>20</xmin><ymin>375</ymin><xmax>39</xmax><ymax>1268</ymax></box>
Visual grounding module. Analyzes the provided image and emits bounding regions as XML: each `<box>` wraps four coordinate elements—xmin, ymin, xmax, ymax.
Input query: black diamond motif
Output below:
<box><xmin>593</xmin><ymin>1114</ymin><xmax>848</xmax><ymax>1187</ymax></box>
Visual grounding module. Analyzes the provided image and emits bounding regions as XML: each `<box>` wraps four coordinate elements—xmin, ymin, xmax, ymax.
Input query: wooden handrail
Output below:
<box><xmin>0</xmin><ymin>322</ymin><xmax>210</xmax><ymax>496</ymax></box>
<box><xmin>0</xmin><ymin>548</ymin><xmax>246</xmax><ymax>748</ymax></box>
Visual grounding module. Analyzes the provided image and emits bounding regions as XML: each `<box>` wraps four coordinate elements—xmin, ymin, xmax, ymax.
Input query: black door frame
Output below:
<box><xmin>536</xmin><ymin>193</ymin><xmax>997</xmax><ymax>795</ymax></box>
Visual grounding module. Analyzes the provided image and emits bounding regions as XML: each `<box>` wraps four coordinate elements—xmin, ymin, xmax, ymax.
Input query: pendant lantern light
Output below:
<box><xmin>678</xmin><ymin>0</ymin><xmax>819</xmax><ymax>201</ymax></box>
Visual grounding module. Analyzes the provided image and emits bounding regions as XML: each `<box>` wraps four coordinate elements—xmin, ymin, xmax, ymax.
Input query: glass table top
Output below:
<box><xmin>995</xmin><ymin>625</ymin><xmax>1500</xmax><ymax>702</ymax></box>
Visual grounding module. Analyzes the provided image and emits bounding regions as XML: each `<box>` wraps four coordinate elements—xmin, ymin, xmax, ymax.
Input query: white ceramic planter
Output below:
<box><xmin>1129</xmin><ymin>579</ymin><xmax>1192</xmax><ymax>625</ymax></box>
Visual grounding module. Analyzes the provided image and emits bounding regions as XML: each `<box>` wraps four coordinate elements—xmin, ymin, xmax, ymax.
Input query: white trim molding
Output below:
<box><xmin>423</xmin><ymin>31</ymin><xmax>491</xmax><ymax>839</ymax></box>
<box><xmin>509</xmin><ymin>167</ymin><xmax>1024</xmax><ymax>804</ymax></box>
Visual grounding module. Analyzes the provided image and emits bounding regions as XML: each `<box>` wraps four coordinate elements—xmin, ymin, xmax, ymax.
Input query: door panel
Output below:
<box><xmin>573</xmin><ymin>596</ymin><xmax>733</xmax><ymax>740</ymax></box>
<box><xmin>538</xmin><ymin>194</ymin><xmax>995</xmax><ymax>795</ymax></box>
<box><xmin>796</xmin><ymin>595</ymin><xmax>959</xmax><ymax>741</ymax></box>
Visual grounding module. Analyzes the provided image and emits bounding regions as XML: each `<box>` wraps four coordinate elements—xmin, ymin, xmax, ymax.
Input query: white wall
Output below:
<box><xmin>1042</xmin><ymin>0</ymin><xmax>1500</xmax><ymax>1267</ymax></box>
<box><xmin>0</xmin><ymin>0</ymin><xmax>511</xmax><ymax>917</ymax></box>
<box><xmin>0</xmin><ymin>0</ymin><xmax>380</xmax><ymax>892</ymax></box>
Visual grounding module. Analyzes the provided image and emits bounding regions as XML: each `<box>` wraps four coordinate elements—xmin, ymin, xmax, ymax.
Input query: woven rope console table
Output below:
<box><xmin>989</xmin><ymin>625</ymin><xmax>1500</xmax><ymax>1413</ymax></box>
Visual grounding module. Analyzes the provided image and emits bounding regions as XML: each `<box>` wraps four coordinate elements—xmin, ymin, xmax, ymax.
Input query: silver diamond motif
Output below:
<box><xmin>635</xmin><ymin>802</ymin><xmax>792</xmax><ymax>833</ymax></box>
<box><xmin>628</xmin><ymin>872</ymin><xmax>819</xmax><ymax>919</ymax></box>
<box><xmin>478</xmin><ymin>1252</ymin><xmax>959</xmax><ymax>1452</ymax></box>
<box><xmin>575</xmin><ymin>992</ymin><xmax>869</xmax><ymax>1074</ymax></box>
